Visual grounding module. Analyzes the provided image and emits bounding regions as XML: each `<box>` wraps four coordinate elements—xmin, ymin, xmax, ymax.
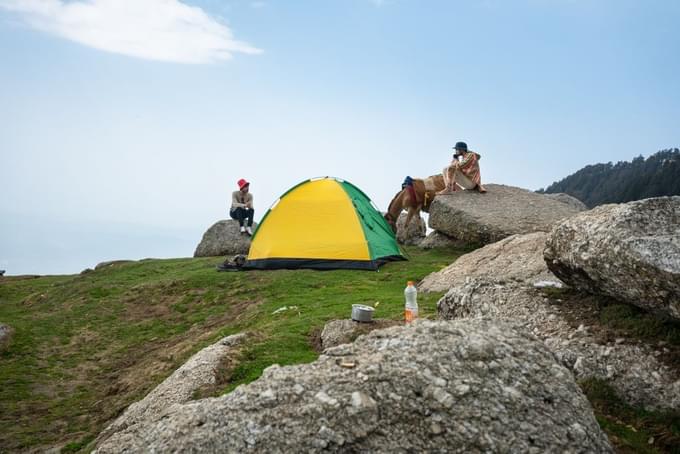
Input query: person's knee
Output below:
<box><xmin>246</xmin><ymin>208</ymin><xmax>254</xmax><ymax>217</ymax></box>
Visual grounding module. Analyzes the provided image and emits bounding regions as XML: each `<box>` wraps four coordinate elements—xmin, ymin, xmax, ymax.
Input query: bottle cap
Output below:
<box><xmin>407</xmin><ymin>281</ymin><xmax>414</xmax><ymax>286</ymax></box>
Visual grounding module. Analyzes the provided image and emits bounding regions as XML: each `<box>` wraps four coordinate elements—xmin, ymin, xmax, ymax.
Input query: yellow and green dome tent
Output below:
<box><xmin>244</xmin><ymin>177</ymin><xmax>406</xmax><ymax>270</ymax></box>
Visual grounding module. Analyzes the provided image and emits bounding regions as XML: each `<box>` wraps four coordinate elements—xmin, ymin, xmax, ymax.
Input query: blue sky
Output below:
<box><xmin>1</xmin><ymin>0</ymin><xmax>679</xmax><ymax>274</ymax></box>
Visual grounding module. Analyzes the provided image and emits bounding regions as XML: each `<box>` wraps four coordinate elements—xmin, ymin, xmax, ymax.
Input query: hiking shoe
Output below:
<box><xmin>246</xmin><ymin>226</ymin><xmax>253</xmax><ymax>236</ymax></box>
<box><xmin>240</xmin><ymin>226</ymin><xmax>246</xmax><ymax>234</ymax></box>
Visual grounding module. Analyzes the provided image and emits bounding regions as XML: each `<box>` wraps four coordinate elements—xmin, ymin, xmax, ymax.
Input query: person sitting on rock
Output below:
<box><xmin>438</xmin><ymin>141</ymin><xmax>487</xmax><ymax>194</ymax></box>
<box><xmin>230</xmin><ymin>178</ymin><xmax>255</xmax><ymax>235</ymax></box>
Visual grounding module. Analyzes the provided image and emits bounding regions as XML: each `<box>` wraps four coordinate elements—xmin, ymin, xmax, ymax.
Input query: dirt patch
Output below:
<box><xmin>101</xmin><ymin>307</ymin><xmax>259</xmax><ymax>418</ymax></box>
<box><xmin>2</xmin><ymin>296</ymin><xmax>262</xmax><ymax>453</ymax></box>
<box><xmin>540</xmin><ymin>288</ymin><xmax>680</xmax><ymax>374</ymax></box>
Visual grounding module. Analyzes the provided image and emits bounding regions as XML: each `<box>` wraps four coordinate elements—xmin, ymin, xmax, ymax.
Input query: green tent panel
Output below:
<box><xmin>244</xmin><ymin>177</ymin><xmax>406</xmax><ymax>270</ymax></box>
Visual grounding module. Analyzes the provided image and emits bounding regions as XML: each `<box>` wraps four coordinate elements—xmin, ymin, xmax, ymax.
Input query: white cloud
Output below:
<box><xmin>0</xmin><ymin>0</ymin><xmax>262</xmax><ymax>63</ymax></box>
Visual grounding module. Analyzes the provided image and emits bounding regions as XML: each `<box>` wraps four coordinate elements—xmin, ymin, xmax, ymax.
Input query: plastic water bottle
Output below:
<box><xmin>404</xmin><ymin>281</ymin><xmax>418</xmax><ymax>323</ymax></box>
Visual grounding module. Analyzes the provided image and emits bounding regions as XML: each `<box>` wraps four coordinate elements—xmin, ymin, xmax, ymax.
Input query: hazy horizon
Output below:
<box><xmin>1</xmin><ymin>148</ymin><xmax>669</xmax><ymax>276</ymax></box>
<box><xmin>2</xmin><ymin>0</ymin><xmax>679</xmax><ymax>275</ymax></box>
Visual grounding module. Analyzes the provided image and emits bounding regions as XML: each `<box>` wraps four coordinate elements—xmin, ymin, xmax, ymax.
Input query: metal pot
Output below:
<box><xmin>351</xmin><ymin>304</ymin><xmax>375</xmax><ymax>323</ymax></box>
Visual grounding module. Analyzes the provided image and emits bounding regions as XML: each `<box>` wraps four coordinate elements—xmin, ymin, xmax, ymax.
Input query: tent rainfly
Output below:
<box><xmin>244</xmin><ymin>177</ymin><xmax>406</xmax><ymax>270</ymax></box>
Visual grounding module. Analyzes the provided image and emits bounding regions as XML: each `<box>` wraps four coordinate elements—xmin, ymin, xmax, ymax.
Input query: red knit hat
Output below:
<box><xmin>237</xmin><ymin>178</ymin><xmax>250</xmax><ymax>190</ymax></box>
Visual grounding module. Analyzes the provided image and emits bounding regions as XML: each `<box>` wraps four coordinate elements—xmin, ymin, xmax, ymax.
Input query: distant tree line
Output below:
<box><xmin>537</xmin><ymin>149</ymin><xmax>680</xmax><ymax>208</ymax></box>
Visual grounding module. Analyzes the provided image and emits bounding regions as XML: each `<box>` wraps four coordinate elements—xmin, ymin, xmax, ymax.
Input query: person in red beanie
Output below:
<box><xmin>230</xmin><ymin>179</ymin><xmax>254</xmax><ymax>235</ymax></box>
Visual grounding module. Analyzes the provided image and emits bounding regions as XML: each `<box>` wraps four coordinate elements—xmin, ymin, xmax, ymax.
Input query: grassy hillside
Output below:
<box><xmin>0</xmin><ymin>246</ymin><xmax>461</xmax><ymax>452</ymax></box>
<box><xmin>2</xmin><ymin>245</ymin><xmax>678</xmax><ymax>453</ymax></box>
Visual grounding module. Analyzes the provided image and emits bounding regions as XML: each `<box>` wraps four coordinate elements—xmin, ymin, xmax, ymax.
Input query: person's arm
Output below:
<box><xmin>246</xmin><ymin>194</ymin><xmax>253</xmax><ymax>209</ymax></box>
<box><xmin>232</xmin><ymin>192</ymin><xmax>246</xmax><ymax>209</ymax></box>
<box><xmin>458</xmin><ymin>152</ymin><xmax>474</xmax><ymax>167</ymax></box>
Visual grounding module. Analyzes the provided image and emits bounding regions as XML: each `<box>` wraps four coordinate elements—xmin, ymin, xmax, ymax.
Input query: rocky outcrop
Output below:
<box><xmin>395</xmin><ymin>213</ymin><xmax>426</xmax><ymax>245</ymax></box>
<box><xmin>438</xmin><ymin>279</ymin><xmax>680</xmax><ymax>411</ymax></box>
<box><xmin>544</xmin><ymin>197</ymin><xmax>680</xmax><ymax>320</ymax></box>
<box><xmin>194</xmin><ymin>220</ymin><xmax>257</xmax><ymax>257</ymax></box>
<box><xmin>0</xmin><ymin>323</ymin><xmax>13</xmax><ymax>352</ymax></box>
<box><xmin>428</xmin><ymin>184</ymin><xmax>583</xmax><ymax>245</ymax></box>
<box><xmin>420</xmin><ymin>232</ymin><xmax>562</xmax><ymax>293</ymax></box>
<box><xmin>94</xmin><ymin>260</ymin><xmax>135</xmax><ymax>270</ymax></box>
<box><xmin>96</xmin><ymin>334</ymin><xmax>246</xmax><ymax>446</ymax></box>
<box><xmin>320</xmin><ymin>319</ymin><xmax>399</xmax><ymax>350</ymax></box>
<box><xmin>95</xmin><ymin>320</ymin><xmax>611</xmax><ymax>453</ymax></box>
<box><xmin>544</xmin><ymin>192</ymin><xmax>588</xmax><ymax>211</ymax></box>
<box><xmin>418</xmin><ymin>230</ymin><xmax>466</xmax><ymax>249</ymax></box>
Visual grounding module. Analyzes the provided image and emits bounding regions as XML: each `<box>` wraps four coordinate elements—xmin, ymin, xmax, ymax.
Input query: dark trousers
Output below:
<box><xmin>230</xmin><ymin>207</ymin><xmax>254</xmax><ymax>227</ymax></box>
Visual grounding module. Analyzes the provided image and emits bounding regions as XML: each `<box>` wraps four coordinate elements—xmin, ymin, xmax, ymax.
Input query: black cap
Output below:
<box><xmin>453</xmin><ymin>141</ymin><xmax>468</xmax><ymax>152</ymax></box>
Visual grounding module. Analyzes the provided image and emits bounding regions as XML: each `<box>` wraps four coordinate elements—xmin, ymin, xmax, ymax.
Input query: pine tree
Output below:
<box><xmin>540</xmin><ymin>149</ymin><xmax>680</xmax><ymax>207</ymax></box>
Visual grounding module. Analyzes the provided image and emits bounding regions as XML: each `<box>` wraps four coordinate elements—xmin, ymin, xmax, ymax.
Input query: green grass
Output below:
<box><xmin>0</xmin><ymin>246</ymin><xmax>458</xmax><ymax>452</ymax></box>
<box><xmin>581</xmin><ymin>378</ymin><xmax>680</xmax><ymax>453</ymax></box>
<box><xmin>5</xmin><ymin>247</ymin><xmax>676</xmax><ymax>452</ymax></box>
<box><xmin>599</xmin><ymin>303</ymin><xmax>680</xmax><ymax>346</ymax></box>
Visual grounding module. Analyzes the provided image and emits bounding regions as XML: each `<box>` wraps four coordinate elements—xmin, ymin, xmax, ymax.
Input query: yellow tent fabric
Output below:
<box><xmin>244</xmin><ymin>177</ymin><xmax>405</xmax><ymax>270</ymax></box>
<box><xmin>248</xmin><ymin>178</ymin><xmax>370</xmax><ymax>261</ymax></box>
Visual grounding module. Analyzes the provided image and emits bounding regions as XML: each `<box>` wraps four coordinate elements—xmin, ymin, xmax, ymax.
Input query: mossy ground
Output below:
<box><xmin>0</xmin><ymin>246</ymin><xmax>456</xmax><ymax>451</ymax></box>
<box><xmin>540</xmin><ymin>287</ymin><xmax>680</xmax><ymax>453</ymax></box>
<box><xmin>581</xmin><ymin>379</ymin><xmax>680</xmax><ymax>454</ymax></box>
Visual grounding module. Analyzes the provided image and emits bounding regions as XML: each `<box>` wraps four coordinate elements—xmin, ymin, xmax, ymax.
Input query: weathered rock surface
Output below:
<box><xmin>544</xmin><ymin>197</ymin><xmax>680</xmax><ymax>320</ymax></box>
<box><xmin>194</xmin><ymin>220</ymin><xmax>257</xmax><ymax>257</ymax></box>
<box><xmin>428</xmin><ymin>184</ymin><xmax>583</xmax><ymax>245</ymax></box>
<box><xmin>438</xmin><ymin>279</ymin><xmax>680</xmax><ymax>411</ymax></box>
<box><xmin>320</xmin><ymin>319</ymin><xmax>399</xmax><ymax>350</ymax></box>
<box><xmin>544</xmin><ymin>192</ymin><xmax>589</xmax><ymax>211</ymax></box>
<box><xmin>418</xmin><ymin>230</ymin><xmax>467</xmax><ymax>249</ymax></box>
<box><xmin>95</xmin><ymin>320</ymin><xmax>611</xmax><ymax>453</ymax></box>
<box><xmin>420</xmin><ymin>232</ymin><xmax>562</xmax><ymax>293</ymax></box>
<box><xmin>94</xmin><ymin>260</ymin><xmax>135</xmax><ymax>270</ymax></box>
<box><xmin>96</xmin><ymin>333</ymin><xmax>246</xmax><ymax>446</ymax></box>
<box><xmin>396</xmin><ymin>212</ymin><xmax>426</xmax><ymax>245</ymax></box>
<box><xmin>0</xmin><ymin>323</ymin><xmax>13</xmax><ymax>352</ymax></box>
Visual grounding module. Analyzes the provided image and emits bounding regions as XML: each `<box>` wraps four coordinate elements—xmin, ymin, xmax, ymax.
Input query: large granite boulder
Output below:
<box><xmin>418</xmin><ymin>230</ymin><xmax>467</xmax><ymax>249</ymax></box>
<box><xmin>543</xmin><ymin>192</ymin><xmax>589</xmax><ymax>211</ymax></box>
<box><xmin>428</xmin><ymin>184</ymin><xmax>583</xmax><ymax>245</ymax></box>
<box><xmin>95</xmin><ymin>320</ymin><xmax>611</xmax><ymax>453</ymax></box>
<box><xmin>194</xmin><ymin>220</ymin><xmax>257</xmax><ymax>257</ymax></box>
<box><xmin>544</xmin><ymin>197</ymin><xmax>680</xmax><ymax>320</ymax></box>
<box><xmin>438</xmin><ymin>279</ymin><xmax>680</xmax><ymax>411</ymax></box>
<box><xmin>420</xmin><ymin>232</ymin><xmax>562</xmax><ymax>293</ymax></box>
<box><xmin>396</xmin><ymin>212</ymin><xmax>426</xmax><ymax>245</ymax></box>
<box><xmin>96</xmin><ymin>334</ymin><xmax>245</xmax><ymax>446</ymax></box>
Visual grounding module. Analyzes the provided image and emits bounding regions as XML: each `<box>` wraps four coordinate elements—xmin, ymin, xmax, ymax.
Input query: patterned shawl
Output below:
<box><xmin>458</xmin><ymin>151</ymin><xmax>482</xmax><ymax>185</ymax></box>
